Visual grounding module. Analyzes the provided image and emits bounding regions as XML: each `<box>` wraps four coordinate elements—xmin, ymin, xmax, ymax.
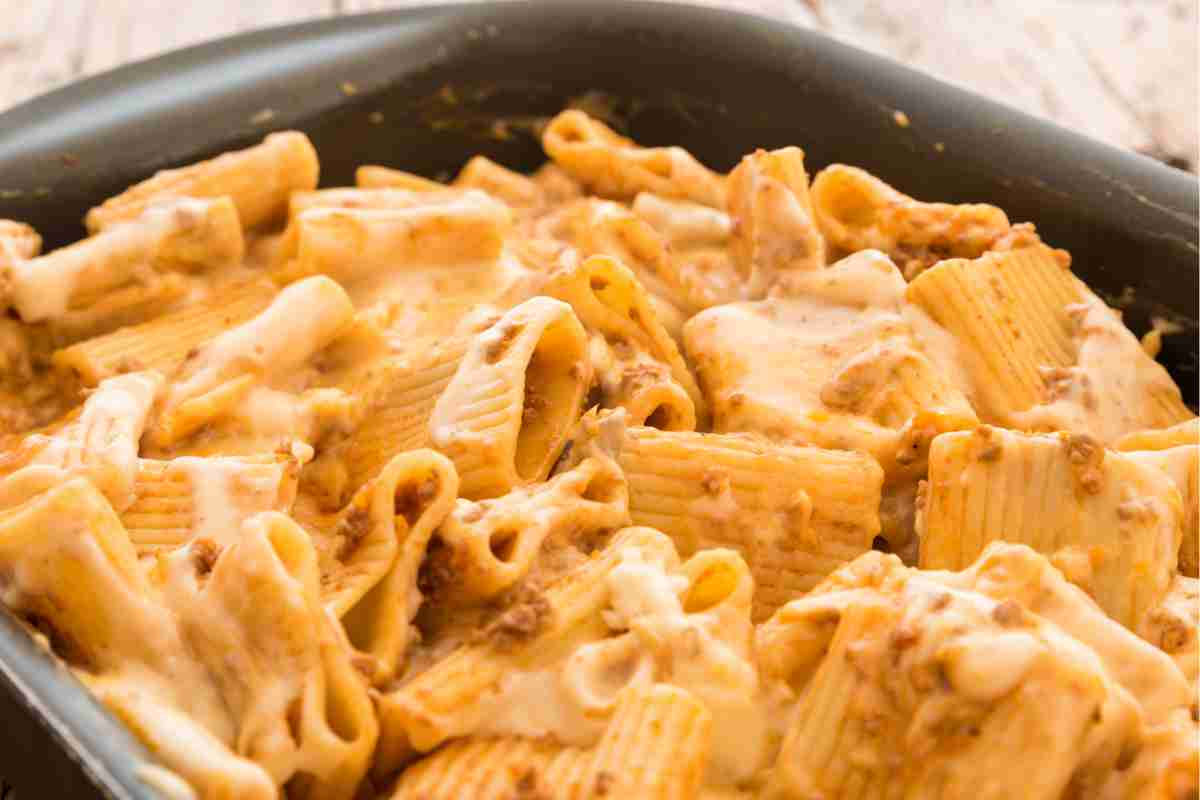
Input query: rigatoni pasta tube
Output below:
<box><xmin>1117</xmin><ymin>420</ymin><xmax>1199</xmax><ymax>577</ymax></box>
<box><xmin>274</xmin><ymin>187</ymin><xmax>465</xmax><ymax>268</ymax></box>
<box><xmin>283</xmin><ymin>191</ymin><xmax>512</xmax><ymax>284</ymax></box>
<box><xmin>617</xmin><ymin>426</ymin><xmax>883</xmax><ymax>622</ymax></box>
<box><xmin>454</xmin><ymin>155</ymin><xmax>542</xmax><ymax>209</ymax></box>
<box><xmin>759</xmin><ymin>548</ymin><xmax>1142</xmax><ymax>800</ymax></box>
<box><xmin>10</xmin><ymin>197</ymin><xmax>243</xmax><ymax>322</ymax></box>
<box><xmin>541</xmin><ymin>254</ymin><xmax>706</xmax><ymax>428</ymax></box>
<box><xmin>726</xmin><ymin>147</ymin><xmax>825</xmax><ymax>291</ymax></box>
<box><xmin>151</xmin><ymin>276</ymin><xmax>354</xmax><ymax>447</ymax></box>
<box><xmin>1123</xmin><ymin>445</ymin><xmax>1199</xmax><ymax>577</ymax></box>
<box><xmin>355</xmin><ymin>165</ymin><xmax>444</xmax><ymax>192</ymax></box>
<box><xmin>543</xmin><ymin>109</ymin><xmax>724</xmax><ymax>207</ymax></box>
<box><xmin>0</xmin><ymin>370</ymin><xmax>163</xmax><ymax>512</ymax></box>
<box><xmin>120</xmin><ymin>454</ymin><xmax>300</xmax><ymax>556</ymax></box>
<box><xmin>303</xmin><ymin>338</ymin><xmax>470</xmax><ymax>511</ymax></box>
<box><xmin>158</xmin><ymin>512</ymin><xmax>378</xmax><ymax>799</ymax></box>
<box><xmin>85</xmin><ymin>130</ymin><xmax>319</xmax><ymax>233</ymax></box>
<box><xmin>374</xmin><ymin>527</ymin><xmax>676</xmax><ymax>758</ymax></box>
<box><xmin>810</xmin><ymin>163</ymin><xmax>1014</xmax><ymax>278</ymax></box>
<box><xmin>329</xmin><ymin>449</ymin><xmax>459</xmax><ymax>685</ymax></box>
<box><xmin>0</xmin><ymin>219</ymin><xmax>40</xmax><ymax>281</ymax></box>
<box><xmin>0</xmin><ymin>478</ymin><xmax>173</xmax><ymax>670</ymax></box>
<box><xmin>434</xmin><ymin>454</ymin><xmax>629</xmax><ymax>603</ymax></box>
<box><xmin>918</xmin><ymin>426</ymin><xmax>1183</xmax><ymax>629</ymax></box>
<box><xmin>907</xmin><ymin>245</ymin><xmax>1193</xmax><ymax>441</ymax></box>
<box><xmin>390</xmin><ymin>684</ymin><xmax>711</xmax><ymax>800</ymax></box>
<box><xmin>52</xmin><ymin>278</ymin><xmax>278</xmax><ymax>386</ymax></box>
<box><xmin>429</xmin><ymin>296</ymin><xmax>591</xmax><ymax>499</ymax></box>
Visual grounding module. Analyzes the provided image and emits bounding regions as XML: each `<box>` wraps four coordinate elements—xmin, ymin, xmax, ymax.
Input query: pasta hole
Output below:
<box><xmin>581</xmin><ymin>470</ymin><xmax>622</xmax><ymax>504</ymax></box>
<box><xmin>323</xmin><ymin>674</ymin><xmax>363</xmax><ymax>742</ymax></box>
<box><xmin>514</xmin><ymin>317</ymin><xmax>587</xmax><ymax>482</ymax></box>
<box><xmin>285</xmin><ymin>696</ymin><xmax>305</xmax><ymax>742</ymax></box>
<box><xmin>558</xmin><ymin>124</ymin><xmax>586</xmax><ymax>143</ymax></box>
<box><xmin>644</xmin><ymin>405</ymin><xmax>675</xmax><ymax>430</ymax></box>
<box><xmin>826</xmin><ymin>177</ymin><xmax>878</xmax><ymax>228</ymax></box>
<box><xmin>683</xmin><ymin>560</ymin><xmax>739</xmax><ymax>613</ymax></box>
<box><xmin>489</xmin><ymin>528</ymin><xmax>519</xmax><ymax>563</ymax></box>
<box><xmin>394</xmin><ymin>473</ymin><xmax>439</xmax><ymax>527</ymax></box>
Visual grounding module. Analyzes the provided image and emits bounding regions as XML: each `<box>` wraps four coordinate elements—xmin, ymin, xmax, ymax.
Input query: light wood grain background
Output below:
<box><xmin>0</xmin><ymin>0</ymin><xmax>1196</xmax><ymax>171</ymax></box>
<box><xmin>0</xmin><ymin>0</ymin><xmax>1195</xmax><ymax>797</ymax></box>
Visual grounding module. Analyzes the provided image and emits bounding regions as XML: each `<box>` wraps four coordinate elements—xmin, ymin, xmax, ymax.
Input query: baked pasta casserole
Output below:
<box><xmin>0</xmin><ymin>110</ymin><xmax>1195</xmax><ymax>800</ymax></box>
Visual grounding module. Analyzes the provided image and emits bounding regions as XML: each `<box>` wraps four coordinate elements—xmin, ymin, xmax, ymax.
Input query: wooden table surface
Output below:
<box><xmin>0</xmin><ymin>0</ymin><xmax>1195</xmax><ymax>798</ymax></box>
<box><xmin>0</xmin><ymin>0</ymin><xmax>1196</xmax><ymax>171</ymax></box>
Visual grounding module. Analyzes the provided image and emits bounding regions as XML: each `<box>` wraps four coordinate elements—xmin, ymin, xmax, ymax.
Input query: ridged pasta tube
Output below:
<box><xmin>11</xmin><ymin>197</ymin><xmax>243</xmax><ymax>323</ymax></box>
<box><xmin>429</xmin><ymin>296</ymin><xmax>591</xmax><ymax>499</ymax></box>
<box><xmin>85</xmin><ymin>131</ymin><xmax>319</xmax><ymax>233</ymax></box>
<box><xmin>543</xmin><ymin>110</ymin><xmax>724</xmax><ymax>207</ymax></box>
<box><xmin>542</xmin><ymin>254</ymin><xmax>705</xmax><ymax>429</ymax></box>
<box><xmin>150</xmin><ymin>276</ymin><xmax>354</xmax><ymax>447</ymax></box>
<box><xmin>390</xmin><ymin>684</ymin><xmax>710</xmax><ymax>800</ymax></box>
<box><xmin>617</xmin><ymin>426</ymin><xmax>883</xmax><ymax>621</ymax></box>
<box><xmin>918</xmin><ymin>426</ymin><xmax>1183</xmax><ymax>628</ymax></box>
<box><xmin>53</xmin><ymin>278</ymin><xmax>278</xmax><ymax>385</ymax></box>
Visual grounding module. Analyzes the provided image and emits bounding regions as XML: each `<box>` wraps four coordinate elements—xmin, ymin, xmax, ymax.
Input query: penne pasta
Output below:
<box><xmin>85</xmin><ymin>131</ymin><xmax>319</xmax><ymax>233</ymax></box>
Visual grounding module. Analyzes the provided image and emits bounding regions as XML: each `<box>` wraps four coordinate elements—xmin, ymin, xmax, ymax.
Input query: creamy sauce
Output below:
<box><xmin>1011</xmin><ymin>300</ymin><xmax>1189</xmax><ymax>443</ymax></box>
<box><xmin>22</xmin><ymin>371</ymin><xmax>162</xmax><ymax>511</ymax></box>
<box><xmin>10</xmin><ymin>199</ymin><xmax>213</xmax><ymax>322</ymax></box>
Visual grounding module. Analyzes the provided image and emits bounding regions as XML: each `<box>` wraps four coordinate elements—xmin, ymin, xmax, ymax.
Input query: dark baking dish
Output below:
<box><xmin>0</xmin><ymin>2</ymin><xmax>1196</xmax><ymax>797</ymax></box>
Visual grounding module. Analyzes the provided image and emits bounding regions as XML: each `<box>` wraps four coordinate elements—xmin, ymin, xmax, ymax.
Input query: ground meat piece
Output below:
<box><xmin>395</xmin><ymin>475</ymin><xmax>438</xmax><ymax>526</ymax></box>
<box><xmin>481</xmin><ymin>587</ymin><xmax>553</xmax><ymax>651</ymax></box>
<box><xmin>334</xmin><ymin>505</ymin><xmax>372</xmax><ymax>561</ymax></box>
<box><xmin>190</xmin><ymin>538</ymin><xmax>221</xmax><ymax>576</ymax></box>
